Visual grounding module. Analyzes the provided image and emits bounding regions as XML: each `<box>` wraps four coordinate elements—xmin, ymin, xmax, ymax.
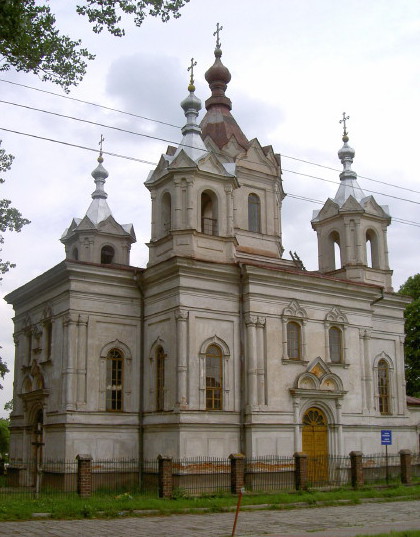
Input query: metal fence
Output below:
<box><xmin>172</xmin><ymin>457</ymin><xmax>231</xmax><ymax>495</ymax></box>
<box><xmin>305</xmin><ymin>455</ymin><xmax>352</xmax><ymax>489</ymax></box>
<box><xmin>245</xmin><ymin>455</ymin><xmax>295</xmax><ymax>491</ymax></box>
<box><xmin>362</xmin><ymin>453</ymin><xmax>402</xmax><ymax>484</ymax></box>
<box><xmin>1</xmin><ymin>452</ymin><xmax>419</xmax><ymax>498</ymax></box>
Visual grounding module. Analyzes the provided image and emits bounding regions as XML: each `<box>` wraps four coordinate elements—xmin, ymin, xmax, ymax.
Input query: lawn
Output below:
<box><xmin>0</xmin><ymin>483</ymin><xmax>420</xmax><ymax>521</ymax></box>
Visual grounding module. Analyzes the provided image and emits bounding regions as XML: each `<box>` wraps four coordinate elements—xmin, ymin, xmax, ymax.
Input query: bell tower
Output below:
<box><xmin>311</xmin><ymin>114</ymin><xmax>393</xmax><ymax>291</ymax></box>
<box><xmin>61</xmin><ymin>143</ymin><xmax>136</xmax><ymax>266</ymax></box>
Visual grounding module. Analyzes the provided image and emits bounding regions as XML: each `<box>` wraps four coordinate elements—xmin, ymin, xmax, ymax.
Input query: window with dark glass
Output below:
<box><xmin>248</xmin><ymin>193</ymin><xmax>261</xmax><ymax>233</ymax></box>
<box><xmin>378</xmin><ymin>359</ymin><xmax>390</xmax><ymax>414</ymax></box>
<box><xmin>106</xmin><ymin>348</ymin><xmax>123</xmax><ymax>411</ymax></box>
<box><xmin>206</xmin><ymin>344</ymin><xmax>223</xmax><ymax>410</ymax></box>
<box><xmin>101</xmin><ymin>245</ymin><xmax>115</xmax><ymax>264</ymax></box>
<box><xmin>287</xmin><ymin>321</ymin><xmax>301</xmax><ymax>360</ymax></box>
<box><xmin>329</xmin><ymin>326</ymin><xmax>342</xmax><ymax>363</ymax></box>
<box><xmin>45</xmin><ymin>320</ymin><xmax>52</xmax><ymax>360</ymax></box>
<box><xmin>156</xmin><ymin>346</ymin><xmax>165</xmax><ymax>411</ymax></box>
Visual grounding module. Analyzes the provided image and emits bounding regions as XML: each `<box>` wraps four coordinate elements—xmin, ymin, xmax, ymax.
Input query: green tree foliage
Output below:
<box><xmin>399</xmin><ymin>274</ymin><xmax>420</xmax><ymax>397</ymax></box>
<box><xmin>0</xmin><ymin>141</ymin><xmax>30</xmax><ymax>280</ymax></box>
<box><xmin>0</xmin><ymin>0</ymin><xmax>189</xmax><ymax>92</ymax></box>
<box><xmin>0</xmin><ymin>141</ymin><xmax>29</xmax><ymax>390</ymax></box>
<box><xmin>0</xmin><ymin>418</ymin><xmax>10</xmax><ymax>460</ymax></box>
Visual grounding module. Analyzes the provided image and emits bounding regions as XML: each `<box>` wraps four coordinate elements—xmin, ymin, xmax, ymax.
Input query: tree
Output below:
<box><xmin>399</xmin><ymin>274</ymin><xmax>420</xmax><ymax>397</ymax></box>
<box><xmin>0</xmin><ymin>0</ymin><xmax>190</xmax><ymax>92</ymax></box>
<box><xmin>0</xmin><ymin>418</ymin><xmax>10</xmax><ymax>460</ymax></box>
<box><xmin>0</xmin><ymin>141</ymin><xmax>29</xmax><ymax>389</ymax></box>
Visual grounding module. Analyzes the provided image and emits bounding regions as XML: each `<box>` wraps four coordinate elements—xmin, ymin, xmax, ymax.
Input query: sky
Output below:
<box><xmin>1</xmin><ymin>0</ymin><xmax>420</xmax><ymax>416</ymax></box>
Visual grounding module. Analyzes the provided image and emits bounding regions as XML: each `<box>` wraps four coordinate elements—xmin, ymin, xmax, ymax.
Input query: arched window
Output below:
<box><xmin>287</xmin><ymin>321</ymin><xmax>301</xmax><ymax>360</ymax></box>
<box><xmin>366</xmin><ymin>229</ymin><xmax>379</xmax><ymax>268</ymax></box>
<box><xmin>106</xmin><ymin>348</ymin><xmax>123</xmax><ymax>411</ymax></box>
<box><xmin>156</xmin><ymin>346</ymin><xmax>165</xmax><ymax>411</ymax></box>
<box><xmin>329</xmin><ymin>326</ymin><xmax>342</xmax><ymax>363</ymax></box>
<box><xmin>206</xmin><ymin>344</ymin><xmax>223</xmax><ymax>410</ymax></box>
<box><xmin>162</xmin><ymin>192</ymin><xmax>172</xmax><ymax>235</ymax></box>
<box><xmin>72</xmin><ymin>247</ymin><xmax>79</xmax><ymax>260</ymax></box>
<box><xmin>201</xmin><ymin>191</ymin><xmax>218</xmax><ymax>236</ymax></box>
<box><xmin>101</xmin><ymin>245</ymin><xmax>115</xmax><ymax>264</ymax></box>
<box><xmin>378</xmin><ymin>359</ymin><xmax>390</xmax><ymax>415</ymax></box>
<box><xmin>248</xmin><ymin>193</ymin><xmax>261</xmax><ymax>233</ymax></box>
<box><xmin>328</xmin><ymin>231</ymin><xmax>341</xmax><ymax>271</ymax></box>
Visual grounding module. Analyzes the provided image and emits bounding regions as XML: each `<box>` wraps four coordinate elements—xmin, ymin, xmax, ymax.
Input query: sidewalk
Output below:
<box><xmin>0</xmin><ymin>499</ymin><xmax>419</xmax><ymax>536</ymax></box>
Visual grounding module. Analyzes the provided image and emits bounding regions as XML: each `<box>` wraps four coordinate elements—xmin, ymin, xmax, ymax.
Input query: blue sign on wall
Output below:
<box><xmin>381</xmin><ymin>429</ymin><xmax>392</xmax><ymax>445</ymax></box>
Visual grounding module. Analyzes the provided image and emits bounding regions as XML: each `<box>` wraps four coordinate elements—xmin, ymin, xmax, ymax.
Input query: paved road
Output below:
<box><xmin>1</xmin><ymin>499</ymin><xmax>419</xmax><ymax>536</ymax></box>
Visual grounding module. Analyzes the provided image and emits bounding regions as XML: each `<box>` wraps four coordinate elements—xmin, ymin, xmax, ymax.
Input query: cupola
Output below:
<box><xmin>61</xmin><ymin>144</ymin><xmax>136</xmax><ymax>266</ymax></box>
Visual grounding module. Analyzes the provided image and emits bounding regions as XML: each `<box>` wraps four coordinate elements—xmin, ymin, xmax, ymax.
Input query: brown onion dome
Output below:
<box><xmin>204</xmin><ymin>46</ymin><xmax>233</xmax><ymax>111</ymax></box>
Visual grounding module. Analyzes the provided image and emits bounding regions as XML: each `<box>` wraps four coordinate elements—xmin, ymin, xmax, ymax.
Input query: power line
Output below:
<box><xmin>282</xmin><ymin>154</ymin><xmax>420</xmax><ymax>195</ymax></box>
<box><xmin>1</xmin><ymin>77</ymin><xmax>419</xmax><ymax>197</ymax></box>
<box><xmin>284</xmin><ymin>169</ymin><xmax>420</xmax><ymax>206</ymax></box>
<box><xmin>2</xmin><ymin>125</ymin><xmax>420</xmax><ymax>229</ymax></box>
<box><xmin>2</xmin><ymin>98</ymin><xmax>420</xmax><ymax>207</ymax></box>
<box><xmin>0</xmin><ymin>78</ymin><xmax>181</xmax><ymax>129</ymax></box>
<box><xmin>0</xmin><ymin>126</ymin><xmax>156</xmax><ymax>165</ymax></box>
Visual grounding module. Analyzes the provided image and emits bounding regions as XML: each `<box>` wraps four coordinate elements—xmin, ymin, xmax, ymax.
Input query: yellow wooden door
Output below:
<box><xmin>302</xmin><ymin>407</ymin><xmax>328</xmax><ymax>482</ymax></box>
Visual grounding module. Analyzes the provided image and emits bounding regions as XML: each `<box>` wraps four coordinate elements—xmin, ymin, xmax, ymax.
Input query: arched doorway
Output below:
<box><xmin>302</xmin><ymin>407</ymin><xmax>328</xmax><ymax>481</ymax></box>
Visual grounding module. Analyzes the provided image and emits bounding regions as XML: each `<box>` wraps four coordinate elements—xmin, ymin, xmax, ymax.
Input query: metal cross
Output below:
<box><xmin>214</xmin><ymin>22</ymin><xmax>223</xmax><ymax>48</ymax></box>
<box><xmin>188</xmin><ymin>57</ymin><xmax>197</xmax><ymax>86</ymax></box>
<box><xmin>339</xmin><ymin>113</ymin><xmax>350</xmax><ymax>136</ymax></box>
<box><xmin>99</xmin><ymin>134</ymin><xmax>105</xmax><ymax>154</ymax></box>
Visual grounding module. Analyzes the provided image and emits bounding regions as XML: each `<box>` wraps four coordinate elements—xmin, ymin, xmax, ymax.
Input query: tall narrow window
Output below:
<box><xmin>329</xmin><ymin>326</ymin><xmax>342</xmax><ymax>363</ymax></box>
<box><xmin>287</xmin><ymin>321</ymin><xmax>301</xmax><ymax>360</ymax></box>
<box><xmin>101</xmin><ymin>245</ymin><xmax>115</xmax><ymax>264</ymax></box>
<box><xmin>206</xmin><ymin>344</ymin><xmax>223</xmax><ymax>410</ymax></box>
<box><xmin>45</xmin><ymin>320</ymin><xmax>53</xmax><ymax>360</ymax></box>
<box><xmin>366</xmin><ymin>229</ymin><xmax>379</xmax><ymax>268</ymax></box>
<box><xmin>248</xmin><ymin>193</ymin><xmax>261</xmax><ymax>233</ymax></box>
<box><xmin>201</xmin><ymin>191</ymin><xmax>218</xmax><ymax>236</ymax></box>
<box><xmin>162</xmin><ymin>192</ymin><xmax>172</xmax><ymax>235</ymax></box>
<box><xmin>156</xmin><ymin>346</ymin><xmax>165</xmax><ymax>411</ymax></box>
<box><xmin>378</xmin><ymin>359</ymin><xmax>390</xmax><ymax>414</ymax></box>
<box><xmin>106</xmin><ymin>348</ymin><xmax>123</xmax><ymax>411</ymax></box>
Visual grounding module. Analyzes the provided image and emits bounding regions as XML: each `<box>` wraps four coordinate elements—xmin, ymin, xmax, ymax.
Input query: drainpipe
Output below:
<box><xmin>134</xmin><ymin>269</ymin><xmax>145</xmax><ymax>472</ymax></box>
<box><xmin>239</xmin><ymin>263</ymin><xmax>246</xmax><ymax>456</ymax></box>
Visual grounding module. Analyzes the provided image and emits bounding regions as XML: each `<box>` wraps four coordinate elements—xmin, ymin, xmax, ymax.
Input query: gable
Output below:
<box><xmin>236</xmin><ymin>138</ymin><xmax>279</xmax><ymax>175</ymax></box>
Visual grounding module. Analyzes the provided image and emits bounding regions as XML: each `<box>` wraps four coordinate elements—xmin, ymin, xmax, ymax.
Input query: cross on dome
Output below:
<box><xmin>187</xmin><ymin>57</ymin><xmax>197</xmax><ymax>91</ymax></box>
<box><xmin>339</xmin><ymin>113</ymin><xmax>350</xmax><ymax>141</ymax></box>
<box><xmin>214</xmin><ymin>22</ymin><xmax>223</xmax><ymax>48</ymax></box>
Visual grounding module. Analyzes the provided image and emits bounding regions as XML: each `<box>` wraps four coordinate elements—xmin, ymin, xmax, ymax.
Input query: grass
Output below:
<box><xmin>0</xmin><ymin>484</ymin><xmax>420</xmax><ymax>521</ymax></box>
<box><xmin>356</xmin><ymin>530</ymin><xmax>420</xmax><ymax>537</ymax></box>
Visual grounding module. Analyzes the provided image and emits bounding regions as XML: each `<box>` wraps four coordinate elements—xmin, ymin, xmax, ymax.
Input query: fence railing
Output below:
<box><xmin>1</xmin><ymin>450</ymin><xmax>419</xmax><ymax>498</ymax></box>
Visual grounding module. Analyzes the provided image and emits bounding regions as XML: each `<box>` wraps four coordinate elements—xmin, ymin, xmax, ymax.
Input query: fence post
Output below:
<box><xmin>76</xmin><ymin>454</ymin><xmax>92</xmax><ymax>498</ymax></box>
<box><xmin>294</xmin><ymin>452</ymin><xmax>308</xmax><ymax>491</ymax></box>
<box><xmin>158</xmin><ymin>455</ymin><xmax>173</xmax><ymax>498</ymax></box>
<box><xmin>350</xmin><ymin>451</ymin><xmax>364</xmax><ymax>489</ymax></box>
<box><xmin>229</xmin><ymin>453</ymin><xmax>246</xmax><ymax>494</ymax></box>
<box><xmin>399</xmin><ymin>449</ymin><xmax>412</xmax><ymax>484</ymax></box>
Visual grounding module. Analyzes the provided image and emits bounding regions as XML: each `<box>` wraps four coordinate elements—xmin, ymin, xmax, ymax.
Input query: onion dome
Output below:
<box><xmin>200</xmin><ymin>25</ymin><xmax>249</xmax><ymax>150</ymax></box>
<box><xmin>173</xmin><ymin>59</ymin><xmax>208</xmax><ymax>162</ymax></box>
<box><xmin>86</xmin><ymin>153</ymin><xmax>113</xmax><ymax>224</ymax></box>
<box><xmin>204</xmin><ymin>45</ymin><xmax>232</xmax><ymax>111</ymax></box>
<box><xmin>333</xmin><ymin>114</ymin><xmax>365</xmax><ymax>206</ymax></box>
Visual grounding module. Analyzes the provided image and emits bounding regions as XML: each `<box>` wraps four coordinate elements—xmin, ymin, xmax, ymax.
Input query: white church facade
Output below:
<box><xmin>6</xmin><ymin>40</ymin><xmax>419</xmax><ymax>463</ymax></box>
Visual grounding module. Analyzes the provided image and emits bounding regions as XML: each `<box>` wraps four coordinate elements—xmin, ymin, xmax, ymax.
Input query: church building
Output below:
<box><xmin>5</xmin><ymin>36</ymin><xmax>419</xmax><ymax>463</ymax></box>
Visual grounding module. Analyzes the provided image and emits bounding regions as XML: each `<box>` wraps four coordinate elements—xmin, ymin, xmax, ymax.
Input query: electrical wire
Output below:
<box><xmin>1</xmin><ymin>78</ymin><xmax>419</xmax><ymax>196</ymax></box>
<box><xmin>1</xmin><ymin>125</ymin><xmax>419</xmax><ymax>228</ymax></box>
<box><xmin>1</xmin><ymin>98</ymin><xmax>420</xmax><ymax>207</ymax></box>
<box><xmin>0</xmin><ymin>78</ymin><xmax>181</xmax><ymax>129</ymax></box>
